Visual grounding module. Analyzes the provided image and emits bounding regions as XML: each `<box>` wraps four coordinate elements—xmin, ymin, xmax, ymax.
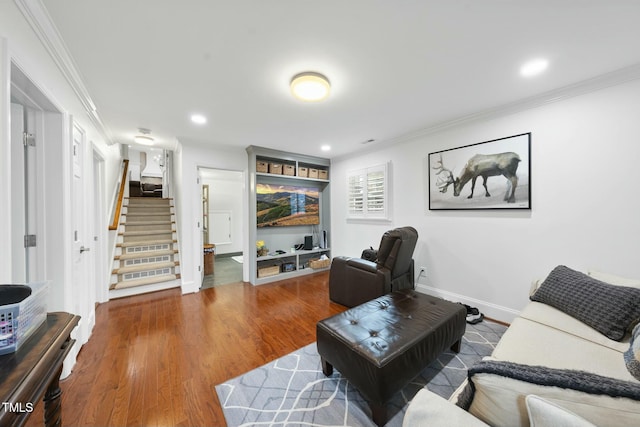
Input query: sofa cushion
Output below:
<box><xmin>588</xmin><ymin>270</ymin><xmax>640</xmax><ymax>288</ymax></box>
<box><xmin>531</xmin><ymin>265</ymin><xmax>640</xmax><ymax>341</ymax></box>
<box><xmin>519</xmin><ymin>302</ymin><xmax>629</xmax><ymax>353</ymax></box>
<box><xmin>526</xmin><ymin>395</ymin><xmax>596</xmax><ymax>427</ymax></box>
<box><xmin>625</xmin><ymin>323</ymin><xmax>640</xmax><ymax>381</ymax></box>
<box><xmin>464</xmin><ymin>360</ymin><xmax>640</xmax><ymax>427</ymax></box>
<box><xmin>492</xmin><ymin>317</ymin><xmax>636</xmax><ymax>382</ymax></box>
<box><xmin>403</xmin><ymin>388</ymin><xmax>490</xmax><ymax>427</ymax></box>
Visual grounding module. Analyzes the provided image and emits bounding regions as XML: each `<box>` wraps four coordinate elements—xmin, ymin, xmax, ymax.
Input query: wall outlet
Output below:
<box><xmin>417</xmin><ymin>266</ymin><xmax>427</xmax><ymax>280</ymax></box>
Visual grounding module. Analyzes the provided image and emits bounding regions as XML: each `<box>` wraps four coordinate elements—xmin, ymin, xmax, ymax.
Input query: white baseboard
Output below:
<box><xmin>180</xmin><ymin>279</ymin><xmax>199</xmax><ymax>294</ymax></box>
<box><xmin>415</xmin><ymin>283</ymin><xmax>520</xmax><ymax>324</ymax></box>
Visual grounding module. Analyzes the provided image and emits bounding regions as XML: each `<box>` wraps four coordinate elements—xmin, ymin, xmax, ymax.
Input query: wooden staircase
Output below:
<box><xmin>110</xmin><ymin>197</ymin><xmax>180</xmax><ymax>293</ymax></box>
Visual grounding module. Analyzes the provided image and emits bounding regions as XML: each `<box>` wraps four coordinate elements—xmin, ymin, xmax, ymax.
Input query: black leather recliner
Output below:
<box><xmin>329</xmin><ymin>226</ymin><xmax>419</xmax><ymax>307</ymax></box>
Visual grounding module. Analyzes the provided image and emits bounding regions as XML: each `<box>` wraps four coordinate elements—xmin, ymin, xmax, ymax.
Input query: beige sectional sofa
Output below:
<box><xmin>403</xmin><ymin>268</ymin><xmax>640</xmax><ymax>427</ymax></box>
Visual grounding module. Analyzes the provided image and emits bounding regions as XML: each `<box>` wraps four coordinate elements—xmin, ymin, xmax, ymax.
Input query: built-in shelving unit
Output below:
<box><xmin>247</xmin><ymin>146</ymin><xmax>331</xmax><ymax>285</ymax></box>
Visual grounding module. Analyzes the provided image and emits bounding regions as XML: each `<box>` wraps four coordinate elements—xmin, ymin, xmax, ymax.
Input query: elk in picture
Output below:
<box><xmin>432</xmin><ymin>152</ymin><xmax>521</xmax><ymax>203</ymax></box>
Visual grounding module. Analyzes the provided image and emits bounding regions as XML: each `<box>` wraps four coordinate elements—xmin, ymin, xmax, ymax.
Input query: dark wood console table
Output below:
<box><xmin>0</xmin><ymin>312</ymin><xmax>80</xmax><ymax>427</ymax></box>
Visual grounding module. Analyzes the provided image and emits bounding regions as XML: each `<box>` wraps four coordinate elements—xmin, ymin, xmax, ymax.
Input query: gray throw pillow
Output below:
<box><xmin>625</xmin><ymin>323</ymin><xmax>640</xmax><ymax>381</ymax></box>
<box><xmin>531</xmin><ymin>265</ymin><xmax>640</xmax><ymax>341</ymax></box>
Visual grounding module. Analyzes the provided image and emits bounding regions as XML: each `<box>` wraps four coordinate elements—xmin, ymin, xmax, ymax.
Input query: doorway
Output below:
<box><xmin>199</xmin><ymin>168</ymin><xmax>244</xmax><ymax>288</ymax></box>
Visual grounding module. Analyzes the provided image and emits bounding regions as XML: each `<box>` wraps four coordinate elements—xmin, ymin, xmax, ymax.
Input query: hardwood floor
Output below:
<box><xmin>27</xmin><ymin>271</ymin><xmax>345</xmax><ymax>427</ymax></box>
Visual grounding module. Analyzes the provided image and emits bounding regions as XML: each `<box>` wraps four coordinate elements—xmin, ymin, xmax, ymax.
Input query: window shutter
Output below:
<box><xmin>348</xmin><ymin>173</ymin><xmax>364</xmax><ymax>214</ymax></box>
<box><xmin>367</xmin><ymin>169</ymin><xmax>385</xmax><ymax>214</ymax></box>
<box><xmin>347</xmin><ymin>163</ymin><xmax>389</xmax><ymax>220</ymax></box>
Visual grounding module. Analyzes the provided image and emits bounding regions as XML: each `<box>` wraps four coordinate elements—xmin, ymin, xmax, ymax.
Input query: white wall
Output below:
<box><xmin>175</xmin><ymin>142</ymin><xmax>248</xmax><ymax>293</ymax></box>
<box><xmin>331</xmin><ymin>78</ymin><xmax>640</xmax><ymax>323</ymax></box>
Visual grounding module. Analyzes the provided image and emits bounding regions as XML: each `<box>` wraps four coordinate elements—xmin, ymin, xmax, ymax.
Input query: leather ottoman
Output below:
<box><xmin>316</xmin><ymin>289</ymin><xmax>466</xmax><ymax>426</ymax></box>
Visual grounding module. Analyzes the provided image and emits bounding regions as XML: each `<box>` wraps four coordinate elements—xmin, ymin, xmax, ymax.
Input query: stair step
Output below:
<box><xmin>123</xmin><ymin>236</ymin><xmax>174</xmax><ymax>244</ymax></box>
<box><xmin>126</xmin><ymin>207</ymin><xmax>172</xmax><ymax>213</ymax></box>
<box><xmin>113</xmin><ymin>260</ymin><xmax>179</xmax><ymax>275</ymax></box>
<box><xmin>122</xmin><ymin>212</ymin><xmax>174</xmax><ymax>222</ymax></box>
<box><xmin>118</xmin><ymin>239</ymin><xmax>176</xmax><ymax>248</ymax></box>
<box><xmin>117</xmin><ymin>252</ymin><xmax>177</xmax><ymax>268</ymax></box>
<box><xmin>122</xmin><ymin>224</ymin><xmax>173</xmax><ymax>233</ymax></box>
<box><xmin>126</xmin><ymin>201</ymin><xmax>172</xmax><ymax>208</ymax></box>
<box><xmin>125</xmin><ymin>211</ymin><xmax>173</xmax><ymax>216</ymax></box>
<box><xmin>118</xmin><ymin>230</ymin><xmax>176</xmax><ymax>237</ymax></box>
<box><xmin>116</xmin><ymin>249</ymin><xmax>178</xmax><ymax>260</ymax></box>
<box><xmin>123</xmin><ymin>220</ymin><xmax>174</xmax><ymax>226</ymax></box>
<box><xmin>125</xmin><ymin>196</ymin><xmax>173</xmax><ymax>200</ymax></box>
<box><xmin>116</xmin><ymin>265</ymin><xmax>177</xmax><ymax>283</ymax></box>
<box><xmin>126</xmin><ymin>203</ymin><xmax>173</xmax><ymax>209</ymax></box>
<box><xmin>111</xmin><ymin>274</ymin><xmax>179</xmax><ymax>290</ymax></box>
<box><xmin>126</xmin><ymin>196</ymin><xmax>172</xmax><ymax>202</ymax></box>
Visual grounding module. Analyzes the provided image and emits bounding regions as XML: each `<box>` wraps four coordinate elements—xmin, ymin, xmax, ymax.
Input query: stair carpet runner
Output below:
<box><xmin>110</xmin><ymin>197</ymin><xmax>180</xmax><ymax>290</ymax></box>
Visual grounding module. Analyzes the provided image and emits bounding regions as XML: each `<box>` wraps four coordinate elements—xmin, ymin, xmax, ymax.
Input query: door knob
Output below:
<box><xmin>80</xmin><ymin>246</ymin><xmax>90</xmax><ymax>253</ymax></box>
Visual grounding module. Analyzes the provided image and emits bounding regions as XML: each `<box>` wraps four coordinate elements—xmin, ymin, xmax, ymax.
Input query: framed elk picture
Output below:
<box><xmin>427</xmin><ymin>133</ymin><xmax>531</xmax><ymax>210</ymax></box>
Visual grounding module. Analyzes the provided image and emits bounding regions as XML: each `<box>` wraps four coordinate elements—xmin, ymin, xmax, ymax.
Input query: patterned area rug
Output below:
<box><xmin>215</xmin><ymin>320</ymin><xmax>507</xmax><ymax>426</ymax></box>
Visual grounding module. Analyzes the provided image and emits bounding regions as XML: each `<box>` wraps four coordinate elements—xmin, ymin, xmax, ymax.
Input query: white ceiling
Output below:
<box><xmin>40</xmin><ymin>1</ymin><xmax>640</xmax><ymax>158</ymax></box>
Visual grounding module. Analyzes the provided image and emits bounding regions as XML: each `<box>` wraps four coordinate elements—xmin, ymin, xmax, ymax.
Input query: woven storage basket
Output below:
<box><xmin>258</xmin><ymin>265</ymin><xmax>280</xmax><ymax>278</ymax></box>
<box><xmin>309</xmin><ymin>258</ymin><xmax>331</xmax><ymax>269</ymax></box>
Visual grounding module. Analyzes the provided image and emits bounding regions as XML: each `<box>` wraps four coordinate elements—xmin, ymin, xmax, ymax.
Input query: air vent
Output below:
<box><xmin>126</xmin><ymin>243</ymin><xmax>170</xmax><ymax>254</ymax></box>
<box><xmin>123</xmin><ymin>268</ymin><xmax>172</xmax><ymax>281</ymax></box>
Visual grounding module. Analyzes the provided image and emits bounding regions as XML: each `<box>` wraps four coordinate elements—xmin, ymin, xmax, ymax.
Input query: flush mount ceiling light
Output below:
<box><xmin>520</xmin><ymin>58</ymin><xmax>549</xmax><ymax>77</ymax></box>
<box><xmin>191</xmin><ymin>114</ymin><xmax>207</xmax><ymax>125</ymax></box>
<box><xmin>134</xmin><ymin>128</ymin><xmax>155</xmax><ymax>146</ymax></box>
<box><xmin>290</xmin><ymin>72</ymin><xmax>331</xmax><ymax>102</ymax></box>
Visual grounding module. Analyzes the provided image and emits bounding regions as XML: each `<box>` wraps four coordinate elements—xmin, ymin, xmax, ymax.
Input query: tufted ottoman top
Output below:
<box><xmin>318</xmin><ymin>289</ymin><xmax>466</xmax><ymax>367</ymax></box>
<box><xmin>317</xmin><ymin>289</ymin><xmax>467</xmax><ymax>425</ymax></box>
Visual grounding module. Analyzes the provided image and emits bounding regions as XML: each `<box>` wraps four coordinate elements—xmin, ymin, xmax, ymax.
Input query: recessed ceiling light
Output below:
<box><xmin>520</xmin><ymin>59</ymin><xmax>549</xmax><ymax>77</ymax></box>
<box><xmin>290</xmin><ymin>72</ymin><xmax>331</xmax><ymax>102</ymax></box>
<box><xmin>191</xmin><ymin>114</ymin><xmax>207</xmax><ymax>125</ymax></box>
<box><xmin>321</xmin><ymin>145</ymin><xmax>331</xmax><ymax>152</ymax></box>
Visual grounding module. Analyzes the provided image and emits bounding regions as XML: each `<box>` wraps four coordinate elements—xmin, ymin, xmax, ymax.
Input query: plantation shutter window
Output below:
<box><xmin>367</xmin><ymin>169</ymin><xmax>385</xmax><ymax>213</ymax></box>
<box><xmin>347</xmin><ymin>163</ymin><xmax>389</xmax><ymax>220</ymax></box>
<box><xmin>348</xmin><ymin>174</ymin><xmax>364</xmax><ymax>214</ymax></box>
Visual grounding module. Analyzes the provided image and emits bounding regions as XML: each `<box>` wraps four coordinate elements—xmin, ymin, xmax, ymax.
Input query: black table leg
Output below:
<box><xmin>43</xmin><ymin>364</ymin><xmax>63</xmax><ymax>427</ymax></box>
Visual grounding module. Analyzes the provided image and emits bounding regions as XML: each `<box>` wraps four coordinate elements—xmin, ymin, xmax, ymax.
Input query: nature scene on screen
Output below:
<box><xmin>256</xmin><ymin>184</ymin><xmax>320</xmax><ymax>227</ymax></box>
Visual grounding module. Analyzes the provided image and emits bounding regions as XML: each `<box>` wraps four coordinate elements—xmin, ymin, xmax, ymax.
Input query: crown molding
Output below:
<box><xmin>337</xmin><ymin>63</ymin><xmax>640</xmax><ymax>161</ymax></box>
<box><xmin>14</xmin><ymin>0</ymin><xmax>115</xmax><ymax>144</ymax></box>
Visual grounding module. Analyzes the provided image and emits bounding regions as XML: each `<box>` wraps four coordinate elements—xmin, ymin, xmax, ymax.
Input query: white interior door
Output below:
<box><xmin>93</xmin><ymin>151</ymin><xmax>106</xmax><ymax>304</ymax></box>
<box><xmin>71</xmin><ymin>124</ymin><xmax>91</xmax><ymax>342</ymax></box>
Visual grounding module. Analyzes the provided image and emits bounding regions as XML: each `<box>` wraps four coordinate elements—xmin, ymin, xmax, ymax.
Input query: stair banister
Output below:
<box><xmin>109</xmin><ymin>159</ymin><xmax>129</xmax><ymax>231</ymax></box>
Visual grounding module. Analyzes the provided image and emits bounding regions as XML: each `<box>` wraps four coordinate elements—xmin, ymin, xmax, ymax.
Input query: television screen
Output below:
<box><xmin>256</xmin><ymin>184</ymin><xmax>320</xmax><ymax>227</ymax></box>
